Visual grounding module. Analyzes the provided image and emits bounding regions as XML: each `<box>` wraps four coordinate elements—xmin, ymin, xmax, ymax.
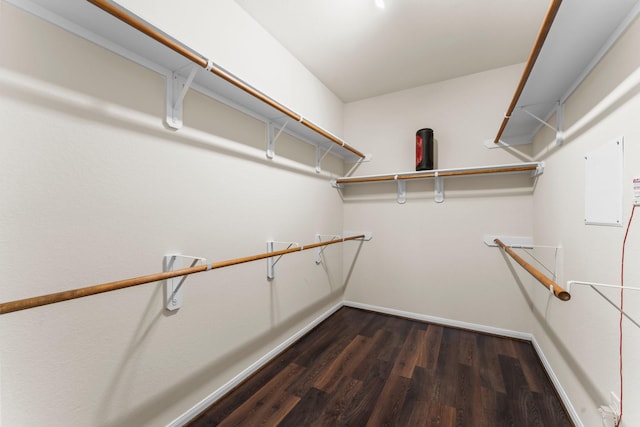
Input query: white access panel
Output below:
<box><xmin>585</xmin><ymin>138</ymin><xmax>624</xmax><ymax>226</ymax></box>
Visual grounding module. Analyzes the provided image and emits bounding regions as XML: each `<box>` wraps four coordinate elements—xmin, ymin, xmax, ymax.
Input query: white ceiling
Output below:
<box><xmin>233</xmin><ymin>0</ymin><xmax>552</xmax><ymax>102</ymax></box>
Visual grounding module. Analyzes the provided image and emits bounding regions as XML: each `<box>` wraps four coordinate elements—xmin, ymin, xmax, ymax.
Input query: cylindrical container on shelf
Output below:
<box><xmin>416</xmin><ymin>128</ymin><xmax>435</xmax><ymax>171</ymax></box>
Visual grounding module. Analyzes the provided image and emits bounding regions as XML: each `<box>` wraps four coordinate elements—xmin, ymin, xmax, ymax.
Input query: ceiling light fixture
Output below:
<box><xmin>375</xmin><ymin>0</ymin><xmax>385</xmax><ymax>9</ymax></box>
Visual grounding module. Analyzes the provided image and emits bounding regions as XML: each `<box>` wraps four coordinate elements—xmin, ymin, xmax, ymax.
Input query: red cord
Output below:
<box><xmin>617</xmin><ymin>205</ymin><xmax>636</xmax><ymax>427</ymax></box>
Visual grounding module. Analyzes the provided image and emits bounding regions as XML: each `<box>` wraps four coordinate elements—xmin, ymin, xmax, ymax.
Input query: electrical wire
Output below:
<box><xmin>616</xmin><ymin>204</ymin><xmax>636</xmax><ymax>427</ymax></box>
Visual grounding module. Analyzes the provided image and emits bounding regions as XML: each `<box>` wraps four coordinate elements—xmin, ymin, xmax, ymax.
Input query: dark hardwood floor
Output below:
<box><xmin>188</xmin><ymin>307</ymin><xmax>573</xmax><ymax>426</ymax></box>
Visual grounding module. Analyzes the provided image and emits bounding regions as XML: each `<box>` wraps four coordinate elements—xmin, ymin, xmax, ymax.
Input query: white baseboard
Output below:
<box><xmin>531</xmin><ymin>336</ymin><xmax>584</xmax><ymax>427</ymax></box>
<box><xmin>166</xmin><ymin>301</ymin><xmax>343</xmax><ymax>427</ymax></box>
<box><xmin>343</xmin><ymin>300</ymin><xmax>532</xmax><ymax>340</ymax></box>
<box><xmin>169</xmin><ymin>300</ymin><xmax>581</xmax><ymax>427</ymax></box>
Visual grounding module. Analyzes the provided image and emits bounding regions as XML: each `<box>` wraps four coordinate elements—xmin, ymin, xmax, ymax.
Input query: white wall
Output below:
<box><xmin>0</xmin><ymin>2</ymin><xmax>348</xmax><ymax>426</ymax></box>
<box><xmin>341</xmin><ymin>64</ymin><xmax>538</xmax><ymax>333</ymax></box>
<box><xmin>526</xmin><ymin>14</ymin><xmax>640</xmax><ymax>427</ymax></box>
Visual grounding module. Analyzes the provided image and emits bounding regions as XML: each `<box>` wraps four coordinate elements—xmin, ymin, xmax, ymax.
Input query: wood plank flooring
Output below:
<box><xmin>187</xmin><ymin>307</ymin><xmax>573</xmax><ymax>426</ymax></box>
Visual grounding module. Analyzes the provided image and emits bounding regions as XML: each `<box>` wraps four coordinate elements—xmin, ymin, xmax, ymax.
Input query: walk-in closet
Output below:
<box><xmin>1</xmin><ymin>0</ymin><xmax>639</xmax><ymax>425</ymax></box>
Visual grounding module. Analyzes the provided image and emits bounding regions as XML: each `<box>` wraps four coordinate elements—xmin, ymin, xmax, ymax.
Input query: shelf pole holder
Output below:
<box><xmin>395</xmin><ymin>175</ymin><xmax>406</xmax><ymax>204</ymax></box>
<box><xmin>266</xmin><ymin>120</ymin><xmax>290</xmax><ymax>159</ymax></box>
<box><xmin>555</xmin><ymin>101</ymin><xmax>564</xmax><ymax>146</ymax></box>
<box><xmin>315</xmin><ymin>234</ymin><xmax>340</xmax><ymax>264</ymax></box>
<box><xmin>266</xmin><ymin>240</ymin><xmax>300</xmax><ymax>280</ymax></box>
<box><xmin>519</xmin><ymin>106</ymin><xmax>556</xmax><ymax>132</ymax></box>
<box><xmin>315</xmin><ymin>233</ymin><xmax>373</xmax><ymax>263</ymax></box>
<box><xmin>163</xmin><ymin>254</ymin><xmax>208</xmax><ymax>311</ymax></box>
<box><xmin>434</xmin><ymin>172</ymin><xmax>444</xmax><ymax>203</ymax></box>
<box><xmin>518</xmin><ymin>102</ymin><xmax>564</xmax><ymax>146</ymax></box>
<box><xmin>316</xmin><ymin>144</ymin><xmax>336</xmax><ymax>173</ymax></box>
<box><xmin>165</xmin><ymin>64</ymin><xmax>199</xmax><ymax>130</ymax></box>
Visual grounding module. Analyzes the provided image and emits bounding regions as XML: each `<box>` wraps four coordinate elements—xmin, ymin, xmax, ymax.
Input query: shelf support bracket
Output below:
<box><xmin>349</xmin><ymin>153</ymin><xmax>374</xmax><ymax>164</ymax></box>
<box><xmin>316</xmin><ymin>144</ymin><xmax>335</xmax><ymax>173</ymax></box>
<box><xmin>266</xmin><ymin>120</ymin><xmax>290</xmax><ymax>159</ymax></box>
<box><xmin>518</xmin><ymin>102</ymin><xmax>564</xmax><ymax>146</ymax></box>
<box><xmin>315</xmin><ymin>233</ymin><xmax>373</xmax><ymax>263</ymax></box>
<box><xmin>266</xmin><ymin>240</ymin><xmax>299</xmax><ymax>280</ymax></box>
<box><xmin>163</xmin><ymin>254</ymin><xmax>207</xmax><ymax>311</ymax></box>
<box><xmin>344</xmin><ymin>153</ymin><xmax>374</xmax><ymax>176</ymax></box>
<box><xmin>165</xmin><ymin>64</ymin><xmax>198</xmax><ymax>130</ymax></box>
<box><xmin>484</xmin><ymin>136</ymin><xmax>531</xmax><ymax>148</ymax></box>
<box><xmin>330</xmin><ymin>179</ymin><xmax>343</xmax><ymax>189</ymax></box>
<box><xmin>519</xmin><ymin>106</ymin><xmax>556</xmax><ymax>132</ymax></box>
<box><xmin>487</xmin><ymin>102</ymin><xmax>564</xmax><ymax>149</ymax></box>
<box><xmin>555</xmin><ymin>101</ymin><xmax>564</xmax><ymax>146</ymax></box>
<box><xmin>315</xmin><ymin>234</ymin><xmax>340</xmax><ymax>264</ymax></box>
<box><xmin>394</xmin><ymin>176</ymin><xmax>406</xmax><ymax>204</ymax></box>
<box><xmin>434</xmin><ymin>173</ymin><xmax>444</xmax><ymax>203</ymax></box>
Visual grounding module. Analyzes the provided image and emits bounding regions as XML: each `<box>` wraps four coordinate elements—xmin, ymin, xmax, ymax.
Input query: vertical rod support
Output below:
<box><xmin>163</xmin><ymin>254</ymin><xmax>207</xmax><ymax>311</ymax></box>
<box><xmin>434</xmin><ymin>174</ymin><xmax>444</xmax><ymax>203</ymax></box>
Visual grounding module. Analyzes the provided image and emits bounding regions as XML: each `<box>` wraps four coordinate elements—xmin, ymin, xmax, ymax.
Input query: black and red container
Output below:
<box><xmin>415</xmin><ymin>128</ymin><xmax>435</xmax><ymax>171</ymax></box>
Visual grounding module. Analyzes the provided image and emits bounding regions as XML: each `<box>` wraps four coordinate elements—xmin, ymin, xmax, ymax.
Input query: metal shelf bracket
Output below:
<box><xmin>267</xmin><ymin>122</ymin><xmax>371</xmax><ymax>170</ymax></box>
<box><xmin>316</xmin><ymin>144</ymin><xmax>335</xmax><ymax>173</ymax></box>
<box><xmin>484</xmin><ymin>102</ymin><xmax>564</xmax><ymax>148</ymax></box>
<box><xmin>315</xmin><ymin>232</ymin><xmax>373</xmax><ymax>263</ymax></box>
<box><xmin>555</xmin><ymin>102</ymin><xmax>564</xmax><ymax>146</ymax></box>
<box><xmin>314</xmin><ymin>234</ymin><xmax>339</xmax><ymax>264</ymax></box>
<box><xmin>394</xmin><ymin>173</ymin><xmax>443</xmax><ymax>203</ymax></box>
<box><xmin>266</xmin><ymin>120</ymin><xmax>290</xmax><ymax>159</ymax></box>
<box><xmin>484</xmin><ymin>136</ymin><xmax>532</xmax><ymax>148</ymax></box>
<box><xmin>395</xmin><ymin>176</ymin><xmax>406</xmax><ymax>204</ymax></box>
<box><xmin>163</xmin><ymin>254</ymin><xmax>207</xmax><ymax>311</ymax></box>
<box><xmin>434</xmin><ymin>173</ymin><xmax>444</xmax><ymax>203</ymax></box>
<box><xmin>165</xmin><ymin>64</ymin><xmax>198</xmax><ymax>130</ymax></box>
<box><xmin>516</xmin><ymin>102</ymin><xmax>565</xmax><ymax>146</ymax></box>
<box><xmin>483</xmin><ymin>235</ymin><xmax>534</xmax><ymax>248</ymax></box>
<box><xmin>330</xmin><ymin>179</ymin><xmax>343</xmax><ymax>189</ymax></box>
<box><xmin>266</xmin><ymin>240</ymin><xmax>300</xmax><ymax>280</ymax></box>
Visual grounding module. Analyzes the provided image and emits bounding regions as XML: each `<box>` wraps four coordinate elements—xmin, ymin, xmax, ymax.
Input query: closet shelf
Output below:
<box><xmin>10</xmin><ymin>0</ymin><xmax>367</xmax><ymax>164</ymax></box>
<box><xmin>332</xmin><ymin>162</ymin><xmax>543</xmax><ymax>203</ymax></box>
<box><xmin>491</xmin><ymin>0</ymin><xmax>639</xmax><ymax>147</ymax></box>
<box><xmin>333</xmin><ymin>162</ymin><xmax>542</xmax><ymax>184</ymax></box>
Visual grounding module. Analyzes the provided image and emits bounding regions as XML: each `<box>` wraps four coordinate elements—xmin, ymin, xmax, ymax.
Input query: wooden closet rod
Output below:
<box><xmin>494</xmin><ymin>238</ymin><xmax>570</xmax><ymax>301</ymax></box>
<box><xmin>0</xmin><ymin>234</ymin><xmax>366</xmax><ymax>315</ymax></box>
<box><xmin>335</xmin><ymin>164</ymin><xmax>538</xmax><ymax>184</ymax></box>
<box><xmin>86</xmin><ymin>0</ymin><xmax>366</xmax><ymax>159</ymax></box>
<box><xmin>493</xmin><ymin>0</ymin><xmax>563</xmax><ymax>144</ymax></box>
